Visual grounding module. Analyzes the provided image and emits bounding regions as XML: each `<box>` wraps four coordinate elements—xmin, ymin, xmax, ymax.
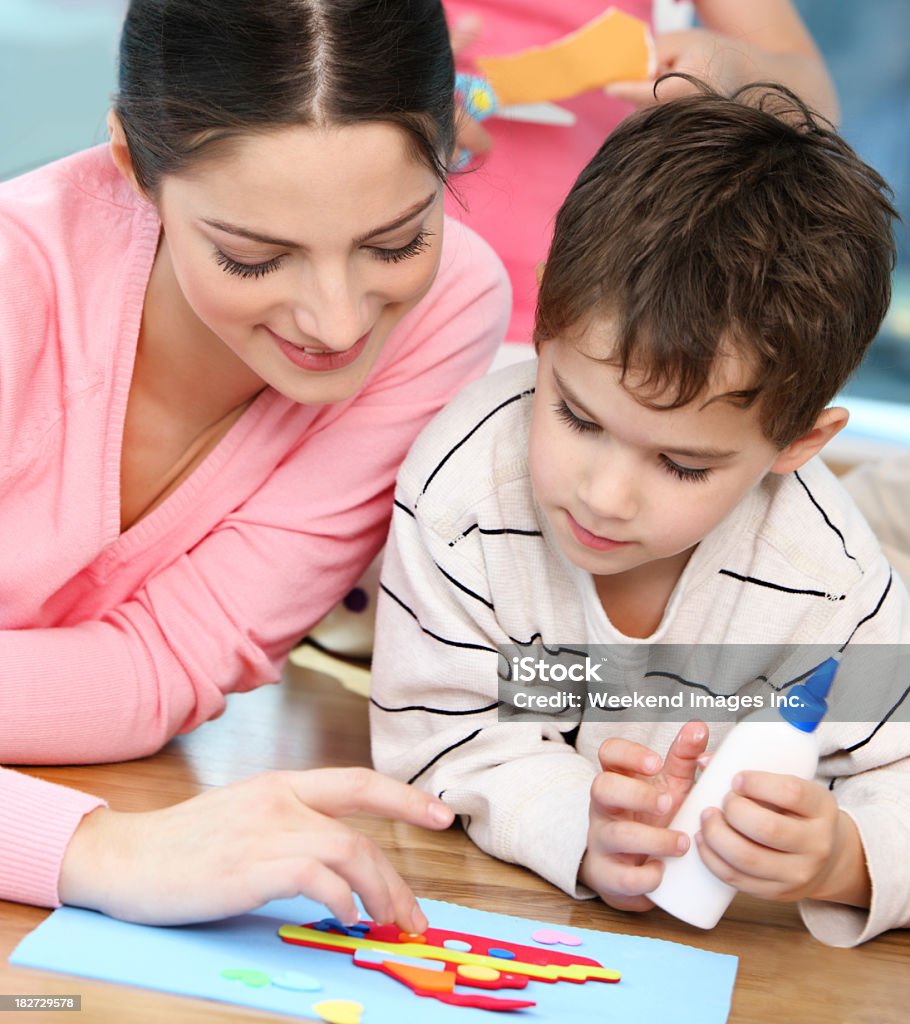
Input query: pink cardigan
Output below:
<box><xmin>0</xmin><ymin>147</ymin><xmax>509</xmax><ymax>907</ymax></box>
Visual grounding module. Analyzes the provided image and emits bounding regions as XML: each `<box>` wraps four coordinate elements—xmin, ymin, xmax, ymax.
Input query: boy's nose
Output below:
<box><xmin>579</xmin><ymin>455</ymin><xmax>639</xmax><ymax>523</ymax></box>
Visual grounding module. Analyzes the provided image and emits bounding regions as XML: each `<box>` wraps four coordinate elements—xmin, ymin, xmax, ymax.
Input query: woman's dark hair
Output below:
<box><xmin>116</xmin><ymin>0</ymin><xmax>455</xmax><ymax>195</ymax></box>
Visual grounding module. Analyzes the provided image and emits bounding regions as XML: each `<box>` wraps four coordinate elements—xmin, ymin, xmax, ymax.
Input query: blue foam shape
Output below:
<box><xmin>10</xmin><ymin>896</ymin><xmax>737</xmax><ymax>1022</ymax></box>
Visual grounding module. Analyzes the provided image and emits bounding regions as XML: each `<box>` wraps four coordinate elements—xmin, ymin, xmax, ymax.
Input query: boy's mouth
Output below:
<box><xmin>566</xmin><ymin>511</ymin><xmax>631</xmax><ymax>552</ymax></box>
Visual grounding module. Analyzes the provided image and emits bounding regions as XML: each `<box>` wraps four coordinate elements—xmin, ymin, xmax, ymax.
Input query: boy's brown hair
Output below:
<box><xmin>534</xmin><ymin>77</ymin><xmax>898</xmax><ymax>448</ymax></box>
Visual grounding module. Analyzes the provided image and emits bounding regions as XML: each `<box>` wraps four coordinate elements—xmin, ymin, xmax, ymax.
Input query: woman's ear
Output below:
<box><xmin>107</xmin><ymin>110</ymin><xmax>144</xmax><ymax>197</ymax></box>
<box><xmin>769</xmin><ymin>407</ymin><xmax>849</xmax><ymax>475</ymax></box>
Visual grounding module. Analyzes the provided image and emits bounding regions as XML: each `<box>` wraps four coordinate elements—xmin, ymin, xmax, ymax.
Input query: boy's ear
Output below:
<box><xmin>769</xmin><ymin>407</ymin><xmax>849</xmax><ymax>475</ymax></box>
<box><xmin>107</xmin><ymin>110</ymin><xmax>144</xmax><ymax>197</ymax></box>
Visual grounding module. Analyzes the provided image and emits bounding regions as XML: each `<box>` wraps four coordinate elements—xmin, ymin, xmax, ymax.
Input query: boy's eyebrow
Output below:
<box><xmin>201</xmin><ymin>192</ymin><xmax>438</xmax><ymax>249</ymax></box>
<box><xmin>553</xmin><ymin>371</ymin><xmax>740</xmax><ymax>460</ymax></box>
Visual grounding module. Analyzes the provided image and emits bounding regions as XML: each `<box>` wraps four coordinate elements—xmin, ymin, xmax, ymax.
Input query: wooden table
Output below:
<box><xmin>2</xmin><ymin>663</ymin><xmax>908</xmax><ymax>1023</ymax></box>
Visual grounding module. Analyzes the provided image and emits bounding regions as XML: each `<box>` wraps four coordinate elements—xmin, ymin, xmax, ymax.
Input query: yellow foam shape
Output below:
<box><xmin>476</xmin><ymin>7</ymin><xmax>654</xmax><ymax>107</ymax></box>
<box><xmin>288</xmin><ymin>643</ymin><xmax>371</xmax><ymax>698</ymax></box>
<box><xmin>311</xmin><ymin>999</ymin><xmax>363</xmax><ymax>1024</ymax></box>
<box><xmin>279</xmin><ymin>925</ymin><xmax>621</xmax><ymax>983</ymax></box>
<box><xmin>457</xmin><ymin>964</ymin><xmax>501</xmax><ymax>982</ymax></box>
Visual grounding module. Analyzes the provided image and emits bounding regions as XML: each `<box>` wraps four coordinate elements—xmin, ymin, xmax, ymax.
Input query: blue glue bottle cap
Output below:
<box><xmin>778</xmin><ymin>655</ymin><xmax>840</xmax><ymax>732</ymax></box>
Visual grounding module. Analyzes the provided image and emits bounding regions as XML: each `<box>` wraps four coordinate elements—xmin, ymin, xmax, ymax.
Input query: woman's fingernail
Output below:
<box><xmin>677</xmin><ymin>834</ymin><xmax>690</xmax><ymax>854</ymax></box>
<box><xmin>429</xmin><ymin>802</ymin><xmax>454</xmax><ymax>826</ymax></box>
<box><xmin>410</xmin><ymin>907</ymin><xmax>428</xmax><ymax>934</ymax></box>
<box><xmin>657</xmin><ymin>793</ymin><xmax>672</xmax><ymax>814</ymax></box>
<box><xmin>645</xmin><ymin>755</ymin><xmax>661</xmax><ymax>773</ymax></box>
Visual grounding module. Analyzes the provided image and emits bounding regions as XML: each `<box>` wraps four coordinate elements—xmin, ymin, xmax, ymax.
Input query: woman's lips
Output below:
<box><xmin>267</xmin><ymin>326</ymin><xmax>370</xmax><ymax>372</ymax></box>
<box><xmin>566</xmin><ymin>511</ymin><xmax>631</xmax><ymax>552</ymax></box>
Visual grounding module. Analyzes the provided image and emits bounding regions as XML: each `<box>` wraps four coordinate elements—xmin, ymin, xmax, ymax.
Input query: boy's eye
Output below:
<box><xmin>213</xmin><ymin>248</ymin><xmax>285</xmax><ymax>279</ymax></box>
<box><xmin>554</xmin><ymin>399</ymin><xmax>599</xmax><ymax>434</ymax></box>
<box><xmin>370</xmin><ymin>228</ymin><xmax>433</xmax><ymax>264</ymax></box>
<box><xmin>660</xmin><ymin>455</ymin><xmax>711</xmax><ymax>483</ymax></box>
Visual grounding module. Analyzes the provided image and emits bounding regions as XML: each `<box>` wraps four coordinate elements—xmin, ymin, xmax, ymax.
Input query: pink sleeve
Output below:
<box><xmin>0</xmin><ymin>225</ymin><xmax>510</xmax><ymax>766</ymax></box>
<box><xmin>0</xmin><ymin>767</ymin><xmax>105</xmax><ymax>908</ymax></box>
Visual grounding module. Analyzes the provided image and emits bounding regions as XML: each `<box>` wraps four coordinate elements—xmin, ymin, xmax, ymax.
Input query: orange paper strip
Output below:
<box><xmin>476</xmin><ymin>7</ymin><xmax>653</xmax><ymax>107</ymax></box>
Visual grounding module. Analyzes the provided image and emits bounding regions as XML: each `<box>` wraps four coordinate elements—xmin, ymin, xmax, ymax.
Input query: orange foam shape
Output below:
<box><xmin>383</xmin><ymin>961</ymin><xmax>456</xmax><ymax>994</ymax></box>
<box><xmin>476</xmin><ymin>7</ymin><xmax>653</xmax><ymax>107</ymax></box>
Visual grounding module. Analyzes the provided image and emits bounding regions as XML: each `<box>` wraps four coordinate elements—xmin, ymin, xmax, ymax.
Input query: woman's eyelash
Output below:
<box><xmin>554</xmin><ymin>399</ymin><xmax>599</xmax><ymax>434</ymax></box>
<box><xmin>213</xmin><ymin>249</ymin><xmax>284</xmax><ymax>279</ymax></box>
<box><xmin>660</xmin><ymin>455</ymin><xmax>711</xmax><ymax>483</ymax></box>
<box><xmin>372</xmin><ymin>229</ymin><xmax>433</xmax><ymax>263</ymax></box>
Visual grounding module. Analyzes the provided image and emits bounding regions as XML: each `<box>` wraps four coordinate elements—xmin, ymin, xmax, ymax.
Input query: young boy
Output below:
<box><xmin>370</xmin><ymin>81</ymin><xmax>910</xmax><ymax>948</ymax></box>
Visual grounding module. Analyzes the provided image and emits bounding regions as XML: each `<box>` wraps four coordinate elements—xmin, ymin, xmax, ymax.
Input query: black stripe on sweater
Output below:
<box><xmin>718</xmin><ymin>568</ymin><xmax>845</xmax><ymax>601</ymax></box>
<box><xmin>380</xmin><ymin>583</ymin><xmax>502</xmax><ymax>657</ymax></box>
<box><xmin>420</xmin><ymin>388</ymin><xmax>535</xmax><ymax>496</ymax></box>
<box><xmin>408</xmin><ymin>730</ymin><xmax>483</xmax><ymax>784</ymax></box>
<box><xmin>449</xmin><ymin>523</ymin><xmax>544</xmax><ymax>547</ymax></box>
<box><xmin>794</xmin><ymin>470</ymin><xmax>859</xmax><ymax>566</ymax></box>
<box><xmin>843</xmin><ymin>678</ymin><xmax>910</xmax><ymax>754</ymax></box>
<box><xmin>434</xmin><ymin>562</ymin><xmax>494</xmax><ymax>610</ymax></box>
<box><xmin>840</xmin><ymin>572</ymin><xmax>892</xmax><ymax>649</ymax></box>
<box><xmin>370</xmin><ymin>697</ymin><xmax>501</xmax><ymax>716</ymax></box>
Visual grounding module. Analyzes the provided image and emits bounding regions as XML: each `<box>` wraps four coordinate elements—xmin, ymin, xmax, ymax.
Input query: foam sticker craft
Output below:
<box><xmin>476</xmin><ymin>7</ymin><xmax>655</xmax><ymax>107</ymax></box>
<box><xmin>10</xmin><ymin>894</ymin><xmax>738</xmax><ymax>1022</ymax></box>
<box><xmin>279</xmin><ymin>917</ymin><xmax>620</xmax><ymax>1011</ymax></box>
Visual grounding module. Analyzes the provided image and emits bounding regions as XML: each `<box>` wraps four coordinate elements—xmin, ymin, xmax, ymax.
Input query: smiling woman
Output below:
<box><xmin>0</xmin><ymin>0</ymin><xmax>508</xmax><ymax>929</ymax></box>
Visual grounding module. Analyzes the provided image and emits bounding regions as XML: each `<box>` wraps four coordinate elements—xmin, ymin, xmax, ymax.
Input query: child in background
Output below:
<box><xmin>370</xmin><ymin>79</ymin><xmax>910</xmax><ymax>947</ymax></box>
<box><xmin>444</xmin><ymin>0</ymin><xmax>838</xmax><ymax>346</ymax></box>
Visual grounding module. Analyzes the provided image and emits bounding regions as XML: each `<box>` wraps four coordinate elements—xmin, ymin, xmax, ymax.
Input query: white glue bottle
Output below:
<box><xmin>648</xmin><ymin>655</ymin><xmax>840</xmax><ymax>929</ymax></box>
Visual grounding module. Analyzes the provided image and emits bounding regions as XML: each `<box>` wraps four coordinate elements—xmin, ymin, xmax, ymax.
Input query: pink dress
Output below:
<box><xmin>443</xmin><ymin>0</ymin><xmax>654</xmax><ymax>342</ymax></box>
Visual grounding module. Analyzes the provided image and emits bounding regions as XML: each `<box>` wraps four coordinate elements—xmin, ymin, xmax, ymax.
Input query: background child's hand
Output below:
<box><xmin>579</xmin><ymin>721</ymin><xmax>708</xmax><ymax>911</ymax></box>
<box><xmin>606</xmin><ymin>29</ymin><xmax>751</xmax><ymax>109</ymax></box>
<box><xmin>694</xmin><ymin>770</ymin><xmax>871</xmax><ymax>906</ymax></box>
<box><xmin>450</xmin><ymin>14</ymin><xmax>493</xmax><ymax>161</ymax></box>
<box><xmin>58</xmin><ymin>768</ymin><xmax>454</xmax><ymax>928</ymax></box>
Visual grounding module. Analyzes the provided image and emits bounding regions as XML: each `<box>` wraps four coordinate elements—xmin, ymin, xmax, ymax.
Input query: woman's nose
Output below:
<box><xmin>290</xmin><ymin>263</ymin><xmax>368</xmax><ymax>351</ymax></box>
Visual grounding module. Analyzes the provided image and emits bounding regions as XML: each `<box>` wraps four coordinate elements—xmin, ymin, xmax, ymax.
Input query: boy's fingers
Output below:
<box><xmin>597</xmin><ymin>738</ymin><xmax>662</xmax><ymax>775</ymax></box>
<box><xmin>661</xmin><ymin>721</ymin><xmax>709</xmax><ymax>783</ymax></box>
<box><xmin>591</xmin><ymin>818</ymin><xmax>689</xmax><ymax>860</ymax></box>
<box><xmin>591</xmin><ymin>771</ymin><xmax>670</xmax><ymax>817</ymax></box>
<box><xmin>288</xmin><ymin>768</ymin><xmax>454</xmax><ymax>829</ymax></box>
<box><xmin>733</xmin><ymin>770</ymin><xmax>824</xmax><ymax>817</ymax></box>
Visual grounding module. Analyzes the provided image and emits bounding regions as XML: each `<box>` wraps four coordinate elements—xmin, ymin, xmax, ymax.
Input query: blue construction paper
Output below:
<box><xmin>10</xmin><ymin>896</ymin><xmax>737</xmax><ymax>1022</ymax></box>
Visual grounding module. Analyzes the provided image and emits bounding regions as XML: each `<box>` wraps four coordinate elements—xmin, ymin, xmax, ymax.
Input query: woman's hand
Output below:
<box><xmin>579</xmin><ymin>721</ymin><xmax>708</xmax><ymax>911</ymax></box>
<box><xmin>58</xmin><ymin>768</ymin><xmax>453</xmax><ymax>928</ymax></box>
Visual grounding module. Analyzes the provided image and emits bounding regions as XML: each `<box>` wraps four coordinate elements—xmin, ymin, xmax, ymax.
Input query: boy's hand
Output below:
<box><xmin>694</xmin><ymin>771</ymin><xmax>871</xmax><ymax>906</ymax></box>
<box><xmin>58</xmin><ymin>768</ymin><xmax>454</xmax><ymax>929</ymax></box>
<box><xmin>579</xmin><ymin>721</ymin><xmax>708</xmax><ymax>911</ymax></box>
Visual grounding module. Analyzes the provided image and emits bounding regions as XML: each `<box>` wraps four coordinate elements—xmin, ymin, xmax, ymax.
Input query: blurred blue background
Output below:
<box><xmin>1</xmin><ymin>0</ymin><xmax>908</xmax><ymax>448</ymax></box>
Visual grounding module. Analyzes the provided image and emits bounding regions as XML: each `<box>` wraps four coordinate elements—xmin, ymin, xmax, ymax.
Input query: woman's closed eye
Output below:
<box><xmin>213</xmin><ymin>247</ymin><xmax>285</xmax><ymax>279</ymax></box>
<box><xmin>369</xmin><ymin>228</ymin><xmax>433</xmax><ymax>264</ymax></box>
